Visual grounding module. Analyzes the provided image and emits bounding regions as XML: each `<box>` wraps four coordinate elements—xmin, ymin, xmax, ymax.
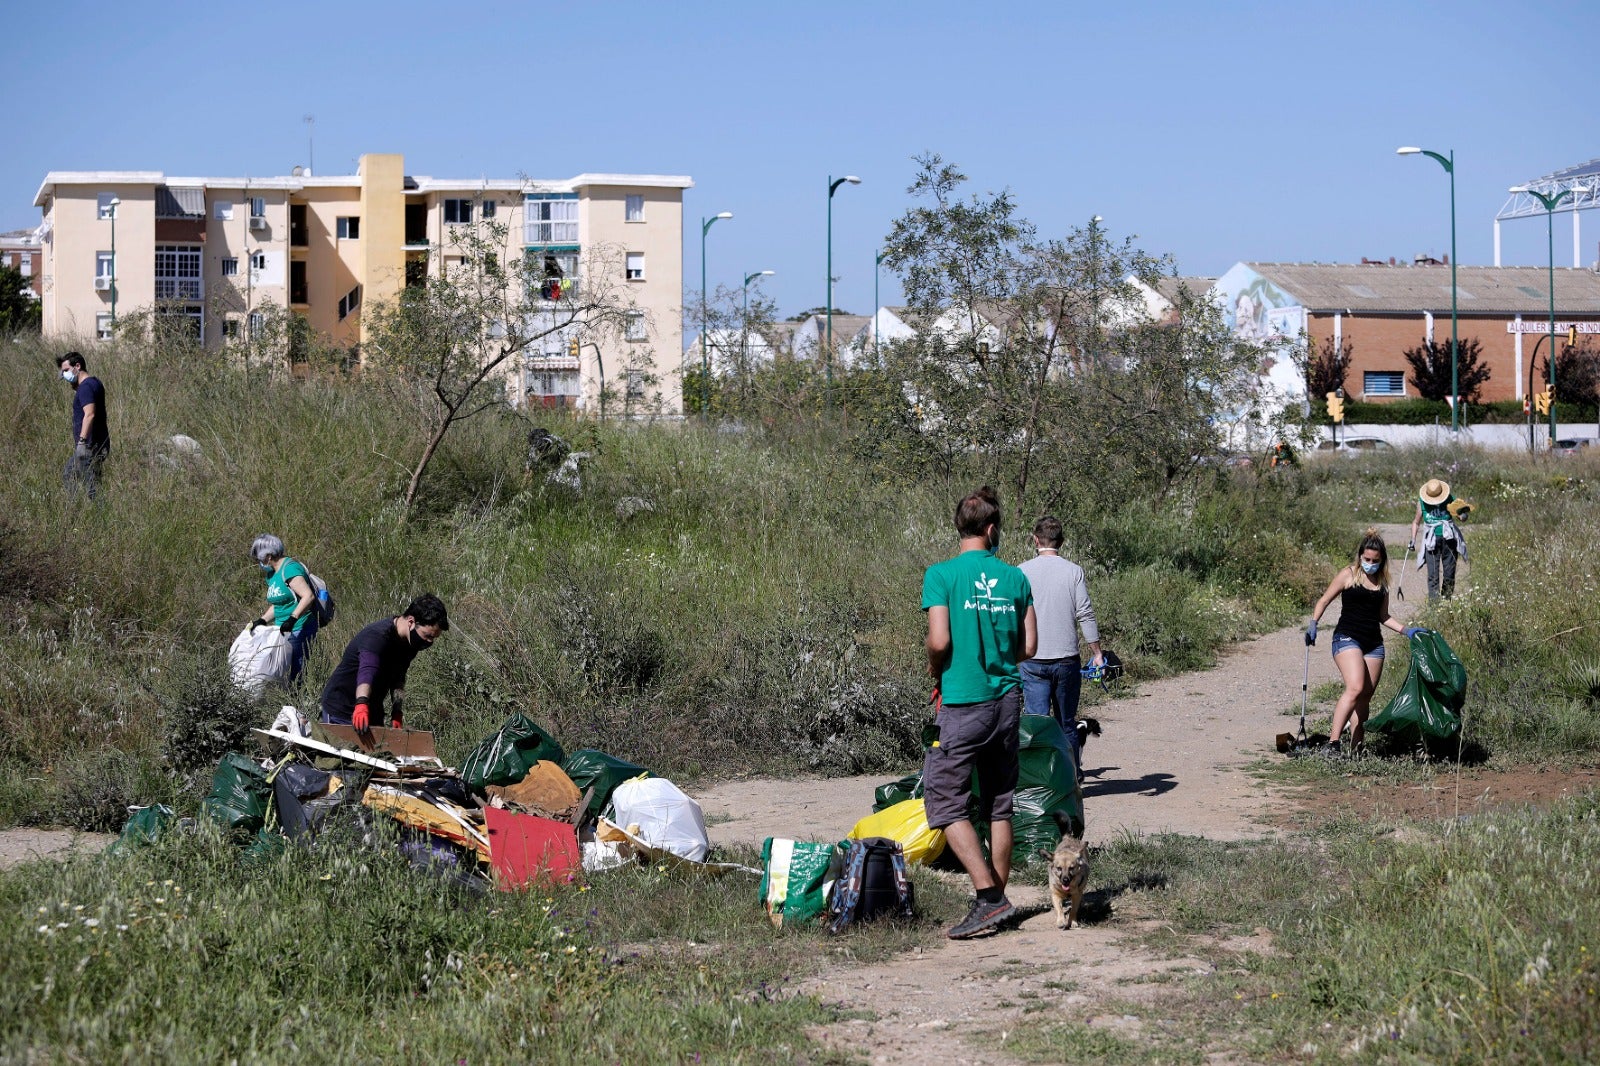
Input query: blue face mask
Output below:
<box><xmin>259</xmin><ymin>562</ymin><xmax>274</xmax><ymax>574</ymax></box>
<box><xmin>1361</xmin><ymin>560</ymin><xmax>1380</xmax><ymax>575</ymax></box>
<box><xmin>61</xmin><ymin>369</ymin><xmax>75</xmax><ymax>383</ymax></box>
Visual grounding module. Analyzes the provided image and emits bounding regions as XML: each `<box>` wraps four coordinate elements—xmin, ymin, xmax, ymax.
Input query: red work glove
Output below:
<box><xmin>389</xmin><ymin>712</ymin><xmax>403</xmax><ymax>730</ymax></box>
<box><xmin>351</xmin><ymin>702</ymin><xmax>370</xmax><ymax>732</ymax></box>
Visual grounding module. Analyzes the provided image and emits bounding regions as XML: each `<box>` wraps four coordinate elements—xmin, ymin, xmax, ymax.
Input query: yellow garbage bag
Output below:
<box><xmin>848</xmin><ymin>798</ymin><xmax>945</xmax><ymax>865</ymax></box>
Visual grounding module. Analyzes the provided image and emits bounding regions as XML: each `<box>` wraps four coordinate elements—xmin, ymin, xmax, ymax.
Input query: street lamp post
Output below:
<box><xmin>1397</xmin><ymin>147</ymin><xmax>1459</xmax><ymax>431</ymax></box>
<box><xmin>742</xmin><ymin>269</ymin><xmax>773</xmax><ymax>379</ymax></box>
<box><xmin>826</xmin><ymin>174</ymin><xmax>861</xmax><ymax>404</ymax></box>
<box><xmin>874</xmin><ymin>249</ymin><xmax>885</xmax><ymax>362</ymax></box>
<box><xmin>108</xmin><ymin>195</ymin><xmax>120</xmax><ymax>329</ymax></box>
<box><xmin>1512</xmin><ymin>184</ymin><xmax>1590</xmax><ymax>449</ymax></box>
<box><xmin>1088</xmin><ymin>215</ymin><xmax>1103</xmax><ymax>365</ymax></box>
<box><xmin>700</xmin><ymin>211</ymin><xmax>733</xmax><ymax>415</ymax></box>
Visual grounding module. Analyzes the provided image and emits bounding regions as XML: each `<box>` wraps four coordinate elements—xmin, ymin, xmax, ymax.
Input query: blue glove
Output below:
<box><xmin>1305</xmin><ymin>619</ymin><xmax>1318</xmax><ymax>646</ymax></box>
<box><xmin>1403</xmin><ymin>626</ymin><xmax>1426</xmax><ymax>639</ymax></box>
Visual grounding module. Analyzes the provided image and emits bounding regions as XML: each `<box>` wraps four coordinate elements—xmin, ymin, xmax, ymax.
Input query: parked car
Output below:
<box><xmin>1552</xmin><ymin>438</ymin><xmax>1594</xmax><ymax>458</ymax></box>
<box><xmin>1313</xmin><ymin>437</ymin><xmax>1394</xmax><ymax>456</ymax></box>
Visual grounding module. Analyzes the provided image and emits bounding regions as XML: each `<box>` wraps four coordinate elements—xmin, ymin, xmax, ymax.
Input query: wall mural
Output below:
<box><xmin>1214</xmin><ymin>263</ymin><xmax>1308</xmax><ymax>405</ymax></box>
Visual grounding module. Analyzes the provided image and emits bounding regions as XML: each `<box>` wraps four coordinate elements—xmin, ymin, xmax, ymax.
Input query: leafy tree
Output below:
<box><xmin>683</xmin><ymin>280</ymin><xmax>795</xmax><ymax>418</ymax></box>
<box><xmin>1305</xmin><ymin>335</ymin><xmax>1351</xmax><ymax>398</ymax></box>
<box><xmin>867</xmin><ymin>154</ymin><xmax>1284</xmax><ymax>524</ymax></box>
<box><xmin>0</xmin><ymin>265</ymin><xmax>41</xmax><ymax>334</ymax></box>
<box><xmin>785</xmin><ymin>306</ymin><xmax>850</xmax><ymax>321</ymax></box>
<box><xmin>362</xmin><ymin>219</ymin><xmax>632</xmax><ymax>512</ymax></box>
<box><xmin>1542</xmin><ymin>339</ymin><xmax>1600</xmax><ymax>416</ymax></box>
<box><xmin>1404</xmin><ymin>336</ymin><xmax>1490</xmax><ymax>402</ymax></box>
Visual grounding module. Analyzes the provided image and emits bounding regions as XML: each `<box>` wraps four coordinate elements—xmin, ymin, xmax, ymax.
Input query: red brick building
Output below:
<box><xmin>1216</xmin><ymin>261</ymin><xmax>1600</xmax><ymax>402</ymax></box>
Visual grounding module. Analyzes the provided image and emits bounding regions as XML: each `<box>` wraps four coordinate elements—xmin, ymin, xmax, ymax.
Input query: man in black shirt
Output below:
<box><xmin>59</xmin><ymin>352</ymin><xmax>109</xmax><ymax>500</ymax></box>
<box><xmin>320</xmin><ymin>594</ymin><xmax>449</xmax><ymax>730</ymax></box>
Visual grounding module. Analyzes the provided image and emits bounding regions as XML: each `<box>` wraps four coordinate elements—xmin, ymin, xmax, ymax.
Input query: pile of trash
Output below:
<box><xmin>112</xmin><ymin>709</ymin><xmax>744</xmax><ymax>890</ymax></box>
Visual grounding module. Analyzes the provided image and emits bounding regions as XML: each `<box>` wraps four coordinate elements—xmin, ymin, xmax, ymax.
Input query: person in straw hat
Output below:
<box><xmin>1408</xmin><ymin>478</ymin><xmax>1465</xmax><ymax>600</ymax></box>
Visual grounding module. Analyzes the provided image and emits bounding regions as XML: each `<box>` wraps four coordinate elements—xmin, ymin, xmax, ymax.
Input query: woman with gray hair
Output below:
<box><xmin>249</xmin><ymin>533</ymin><xmax>319</xmax><ymax>682</ymax></box>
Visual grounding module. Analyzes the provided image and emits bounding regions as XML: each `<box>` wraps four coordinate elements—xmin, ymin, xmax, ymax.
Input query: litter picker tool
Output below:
<box><xmin>1396</xmin><ymin>541</ymin><xmax>1412</xmax><ymax>601</ymax></box>
<box><xmin>1277</xmin><ymin>639</ymin><xmax>1312</xmax><ymax>753</ymax></box>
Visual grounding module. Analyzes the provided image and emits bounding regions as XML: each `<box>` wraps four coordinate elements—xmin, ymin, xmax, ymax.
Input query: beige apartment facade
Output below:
<box><xmin>34</xmin><ymin>154</ymin><xmax>691</xmax><ymax>413</ymax></box>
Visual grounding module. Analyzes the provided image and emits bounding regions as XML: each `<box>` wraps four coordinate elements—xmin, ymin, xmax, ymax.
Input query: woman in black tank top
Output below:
<box><xmin>1306</xmin><ymin>530</ymin><xmax>1409</xmax><ymax>751</ymax></box>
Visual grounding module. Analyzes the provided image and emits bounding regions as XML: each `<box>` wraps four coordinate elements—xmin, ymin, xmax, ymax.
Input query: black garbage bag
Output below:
<box><xmin>562</xmin><ymin>750</ymin><xmax>651</xmax><ymax>820</ymax></box>
<box><xmin>460</xmin><ymin>713</ymin><xmax>565</xmax><ymax>791</ymax></box>
<box><xmin>1368</xmin><ymin>629</ymin><xmax>1467</xmax><ymax>749</ymax></box>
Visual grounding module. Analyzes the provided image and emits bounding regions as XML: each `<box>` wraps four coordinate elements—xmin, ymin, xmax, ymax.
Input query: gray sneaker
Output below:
<box><xmin>947</xmin><ymin>895</ymin><xmax>1016</xmax><ymax>939</ymax></box>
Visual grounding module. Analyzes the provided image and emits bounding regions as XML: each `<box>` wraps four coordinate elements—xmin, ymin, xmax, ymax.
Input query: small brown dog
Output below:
<box><xmin>1048</xmin><ymin>832</ymin><xmax>1089</xmax><ymax>930</ymax></box>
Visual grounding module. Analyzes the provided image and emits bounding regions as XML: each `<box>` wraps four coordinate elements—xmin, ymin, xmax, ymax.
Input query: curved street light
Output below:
<box><xmin>742</xmin><ymin>269</ymin><xmax>774</xmax><ymax>376</ymax></box>
<box><xmin>874</xmin><ymin>249</ymin><xmax>886</xmax><ymax>362</ymax></box>
<box><xmin>1511</xmin><ymin>184</ymin><xmax>1592</xmax><ymax>448</ymax></box>
<box><xmin>700</xmin><ymin>211</ymin><xmax>733</xmax><ymax>414</ymax></box>
<box><xmin>826</xmin><ymin>175</ymin><xmax>861</xmax><ymax>404</ymax></box>
<box><xmin>1397</xmin><ymin>146</ymin><xmax>1459</xmax><ymax>431</ymax></box>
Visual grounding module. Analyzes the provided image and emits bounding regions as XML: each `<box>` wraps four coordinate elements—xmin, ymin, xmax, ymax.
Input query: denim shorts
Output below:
<box><xmin>1331</xmin><ymin>633</ymin><xmax>1384</xmax><ymax>660</ymax></box>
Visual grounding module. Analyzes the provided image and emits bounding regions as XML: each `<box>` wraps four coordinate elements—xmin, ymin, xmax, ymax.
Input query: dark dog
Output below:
<box><xmin>1074</xmin><ymin>717</ymin><xmax>1102</xmax><ymax>754</ymax></box>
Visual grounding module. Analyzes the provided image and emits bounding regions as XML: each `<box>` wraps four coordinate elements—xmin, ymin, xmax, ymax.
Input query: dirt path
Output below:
<box><xmin>696</xmin><ymin>523</ymin><xmax>1438</xmax><ymax>1064</ymax></box>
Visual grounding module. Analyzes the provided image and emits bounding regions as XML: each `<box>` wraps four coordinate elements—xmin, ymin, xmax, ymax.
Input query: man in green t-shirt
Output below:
<box><xmin>922</xmin><ymin>485</ymin><xmax>1037</xmax><ymax>939</ymax></box>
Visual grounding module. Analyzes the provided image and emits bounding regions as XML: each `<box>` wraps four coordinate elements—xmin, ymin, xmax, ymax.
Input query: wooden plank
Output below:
<box><xmin>252</xmin><ymin>728</ymin><xmax>400</xmax><ymax>772</ymax></box>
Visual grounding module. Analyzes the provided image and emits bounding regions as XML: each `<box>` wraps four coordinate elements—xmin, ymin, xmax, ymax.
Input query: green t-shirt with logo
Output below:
<box><xmin>921</xmin><ymin>549</ymin><xmax>1033</xmax><ymax>705</ymax></box>
<box><xmin>266</xmin><ymin>558</ymin><xmax>312</xmax><ymax>632</ymax></box>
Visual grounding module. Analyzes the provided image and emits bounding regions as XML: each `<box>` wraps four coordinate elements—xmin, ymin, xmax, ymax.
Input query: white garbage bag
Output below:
<box><xmin>228</xmin><ymin>624</ymin><xmax>291</xmax><ymax>696</ymax></box>
<box><xmin>607</xmin><ymin>777</ymin><xmax>710</xmax><ymax>862</ymax></box>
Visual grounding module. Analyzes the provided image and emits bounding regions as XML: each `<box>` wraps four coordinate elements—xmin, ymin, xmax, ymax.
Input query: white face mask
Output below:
<box><xmin>61</xmin><ymin>368</ymin><xmax>75</xmax><ymax>382</ymax></box>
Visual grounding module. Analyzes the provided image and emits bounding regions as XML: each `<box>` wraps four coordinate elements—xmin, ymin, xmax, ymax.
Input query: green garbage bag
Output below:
<box><xmin>243</xmin><ymin>825</ymin><xmax>289</xmax><ymax>864</ymax></box>
<box><xmin>1000</xmin><ymin>715</ymin><xmax>1084</xmax><ymax>857</ymax></box>
<box><xmin>1368</xmin><ymin>629</ymin><xmax>1467</xmax><ymax>749</ymax></box>
<box><xmin>460</xmin><ymin>713</ymin><xmax>566</xmax><ymax>791</ymax></box>
<box><xmin>562</xmin><ymin>750</ymin><xmax>651</xmax><ymax>820</ymax></box>
<box><xmin>759</xmin><ymin>837</ymin><xmax>838</xmax><ymax>927</ymax></box>
<box><xmin>873</xmin><ymin>772</ymin><xmax>925</xmax><ymax>813</ymax></box>
<box><xmin>199</xmin><ymin>753</ymin><xmax>272</xmax><ymax>836</ymax></box>
<box><xmin>108</xmin><ymin>804</ymin><xmax>176</xmax><ymax>857</ymax></box>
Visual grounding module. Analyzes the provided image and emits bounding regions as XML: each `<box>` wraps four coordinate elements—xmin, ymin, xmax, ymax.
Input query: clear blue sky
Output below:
<box><xmin>7</xmin><ymin>0</ymin><xmax>1597</xmax><ymax>323</ymax></box>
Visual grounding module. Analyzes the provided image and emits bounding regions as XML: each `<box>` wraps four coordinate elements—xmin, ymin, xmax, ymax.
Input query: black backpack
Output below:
<box><xmin>825</xmin><ymin>837</ymin><xmax>915</xmax><ymax>934</ymax></box>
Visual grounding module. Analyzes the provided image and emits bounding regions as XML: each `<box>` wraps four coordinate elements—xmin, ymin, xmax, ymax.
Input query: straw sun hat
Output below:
<box><xmin>1420</xmin><ymin>479</ymin><xmax>1451</xmax><ymax>505</ymax></box>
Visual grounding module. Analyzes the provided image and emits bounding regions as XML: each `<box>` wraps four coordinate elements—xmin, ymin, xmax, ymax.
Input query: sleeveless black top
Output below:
<box><xmin>1334</xmin><ymin>580</ymin><xmax>1384</xmax><ymax>650</ymax></box>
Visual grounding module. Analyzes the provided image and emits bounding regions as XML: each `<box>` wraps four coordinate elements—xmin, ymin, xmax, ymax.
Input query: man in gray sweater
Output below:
<box><xmin>1018</xmin><ymin>516</ymin><xmax>1103</xmax><ymax>769</ymax></box>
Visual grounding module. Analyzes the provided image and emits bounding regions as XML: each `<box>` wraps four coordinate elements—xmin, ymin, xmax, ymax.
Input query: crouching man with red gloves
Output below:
<box><xmin>319</xmin><ymin>594</ymin><xmax>449</xmax><ymax>731</ymax></box>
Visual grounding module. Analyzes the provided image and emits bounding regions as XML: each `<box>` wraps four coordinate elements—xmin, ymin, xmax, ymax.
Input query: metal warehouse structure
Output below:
<box><xmin>1495</xmin><ymin>157</ymin><xmax>1600</xmax><ymax>268</ymax></box>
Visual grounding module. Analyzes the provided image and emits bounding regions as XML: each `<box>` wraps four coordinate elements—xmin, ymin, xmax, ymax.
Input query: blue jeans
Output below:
<box><xmin>286</xmin><ymin>614</ymin><xmax>319</xmax><ymax>683</ymax></box>
<box><xmin>1021</xmin><ymin>657</ymin><xmax>1083</xmax><ymax>766</ymax></box>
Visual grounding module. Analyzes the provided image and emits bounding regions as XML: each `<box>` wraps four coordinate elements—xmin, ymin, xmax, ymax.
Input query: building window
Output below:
<box><xmin>250</xmin><ymin>252</ymin><xmax>267</xmax><ymax>272</ymax></box>
<box><xmin>97</xmin><ymin>193</ymin><xmax>118</xmax><ymax>219</ymax></box>
<box><xmin>626</xmin><ymin>195</ymin><xmax>644</xmax><ymax>222</ymax></box>
<box><xmin>290</xmin><ymin>260</ymin><xmax>308</xmax><ymax>304</ymax></box>
<box><xmin>626</xmin><ymin>370</ymin><xmax>646</xmax><ymax>399</ymax></box>
<box><xmin>337</xmin><ymin>285</ymin><xmax>362</xmax><ymax>320</ymax></box>
<box><xmin>1363</xmin><ymin>371</ymin><xmax>1406</xmax><ymax>397</ymax></box>
<box><xmin>525</xmin><ymin>369</ymin><xmax>581</xmax><ymax>404</ymax></box>
<box><xmin>481</xmin><ymin>199</ymin><xmax>496</xmax><ymax>219</ymax></box>
<box><xmin>249</xmin><ymin>197</ymin><xmax>266</xmax><ymax>218</ymax></box>
<box><xmin>154</xmin><ymin>245</ymin><xmax>203</xmax><ymax>300</ymax></box>
<box><xmin>625</xmin><ymin>252</ymin><xmax>645</xmax><ymax>280</ymax></box>
<box><xmin>624</xmin><ymin>311</ymin><xmax>647</xmax><ymax>341</ymax></box>
<box><xmin>223</xmin><ymin>318</ymin><xmax>240</xmax><ymax>340</ymax></box>
<box><xmin>95</xmin><ymin>314</ymin><xmax>113</xmax><ymax>340</ymax></box>
<box><xmin>157</xmin><ymin>304</ymin><xmax>204</xmax><ymax>342</ymax></box>
<box><xmin>214</xmin><ymin>201</ymin><xmax>234</xmax><ymax>220</ymax></box>
<box><xmin>96</xmin><ymin>251</ymin><xmax>115</xmax><ymax>279</ymax></box>
<box><xmin>248</xmin><ymin>311</ymin><xmax>264</xmax><ymax>337</ymax></box>
<box><xmin>524</xmin><ymin>193</ymin><xmax>578</xmax><ymax>244</ymax></box>
<box><xmin>19</xmin><ymin>253</ymin><xmax>31</xmax><ymax>277</ymax></box>
<box><xmin>443</xmin><ymin>199</ymin><xmax>473</xmax><ymax>225</ymax></box>
<box><xmin>337</xmin><ymin>216</ymin><xmax>360</xmax><ymax>240</ymax></box>
<box><xmin>221</xmin><ymin>257</ymin><xmax>239</xmax><ymax>277</ymax></box>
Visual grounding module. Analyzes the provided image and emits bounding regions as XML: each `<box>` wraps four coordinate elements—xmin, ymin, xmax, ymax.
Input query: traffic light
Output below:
<box><xmin>1534</xmin><ymin>391</ymin><xmax>1552</xmax><ymax>415</ymax></box>
<box><xmin>1326</xmin><ymin>391</ymin><xmax>1345</xmax><ymax>423</ymax></box>
<box><xmin>568</xmin><ymin>336</ymin><xmax>580</xmax><ymax>359</ymax></box>
<box><xmin>1568</xmin><ymin>326</ymin><xmax>1579</xmax><ymax>348</ymax></box>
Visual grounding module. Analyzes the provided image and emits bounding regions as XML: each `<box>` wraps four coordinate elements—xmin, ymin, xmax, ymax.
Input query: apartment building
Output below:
<box><xmin>1</xmin><ymin>229</ymin><xmax>43</xmax><ymax>298</ymax></box>
<box><xmin>33</xmin><ymin>154</ymin><xmax>692</xmax><ymax>412</ymax></box>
